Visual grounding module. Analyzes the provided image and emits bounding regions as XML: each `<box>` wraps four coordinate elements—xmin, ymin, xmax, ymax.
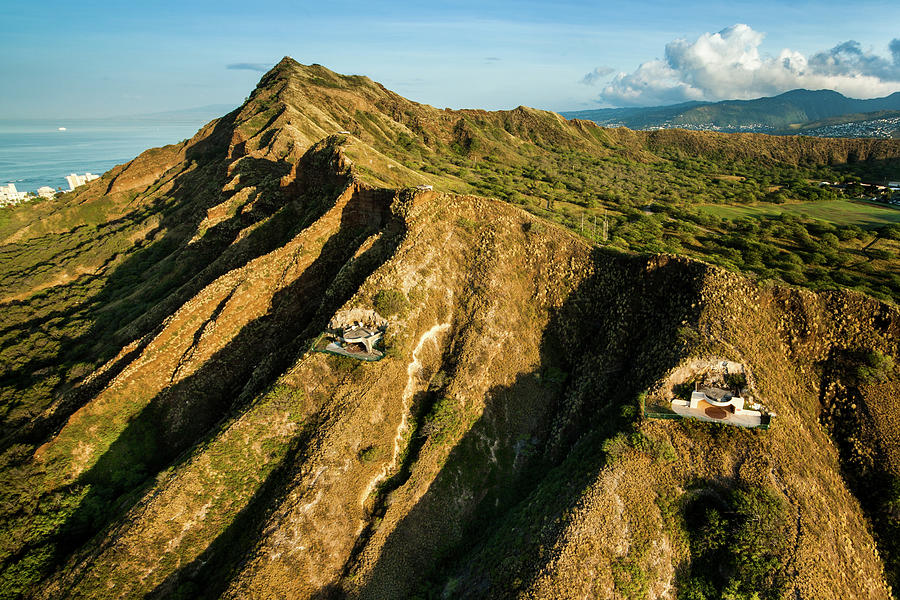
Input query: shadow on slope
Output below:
<box><xmin>0</xmin><ymin>126</ymin><xmax>350</xmax><ymax>452</ymax></box>
<box><xmin>817</xmin><ymin>347</ymin><xmax>900</xmax><ymax>592</ymax></box>
<box><xmin>0</xmin><ymin>167</ymin><xmax>396</xmax><ymax>599</ymax></box>
<box><xmin>348</xmin><ymin>250</ymin><xmax>708</xmax><ymax>599</ymax></box>
<box><xmin>82</xmin><ymin>195</ymin><xmax>389</xmax><ymax>541</ymax></box>
<box><xmin>138</xmin><ymin>220</ymin><xmax>407</xmax><ymax>600</ymax></box>
<box><xmin>52</xmin><ymin>192</ymin><xmax>402</xmax><ymax>600</ymax></box>
<box><xmin>143</xmin><ymin>405</ymin><xmax>329</xmax><ymax>600</ymax></box>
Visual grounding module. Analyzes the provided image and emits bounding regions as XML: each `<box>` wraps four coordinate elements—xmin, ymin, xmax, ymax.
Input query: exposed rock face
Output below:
<box><xmin>0</xmin><ymin>58</ymin><xmax>898</xmax><ymax>600</ymax></box>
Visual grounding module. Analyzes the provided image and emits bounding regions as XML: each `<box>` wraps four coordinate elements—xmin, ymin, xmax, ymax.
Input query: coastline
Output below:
<box><xmin>0</xmin><ymin>117</ymin><xmax>214</xmax><ymax>194</ymax></box>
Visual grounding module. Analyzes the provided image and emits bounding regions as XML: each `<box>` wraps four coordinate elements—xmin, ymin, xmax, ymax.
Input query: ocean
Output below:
<box><xmin>0</xmin><ymin>116</ymin><xmax>221</xmax><ymax>193</ymax></box>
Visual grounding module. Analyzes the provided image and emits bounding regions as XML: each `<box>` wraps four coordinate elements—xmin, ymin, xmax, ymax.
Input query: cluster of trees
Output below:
<box><xmin>374</xmin><ymin>118</ymin><xmax>899</xmax><ymax>303</ymax></box>
<box><xmin>678</xmin><ymin>483</ymin><xmax>792</xmax><ymax>600</ymax></box>
<box><xmin>453</xmin><ymin>148</ymin><xmax>900</xmax><ymax>302</ymax></box>
<box><xmin>633</xmin><ymin>222</ymin><xmax>889</xmax><ymax>304</ymax></box>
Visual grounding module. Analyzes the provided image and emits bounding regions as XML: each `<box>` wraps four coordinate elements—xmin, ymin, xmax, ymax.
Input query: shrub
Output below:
<box><xmin>612</xmin><ymin>552</ymin><xmax>650</xmax><ymax>599</ymax></box>
<box><xmin>522</xmin><ymin>220</ymin><xmax>545</xmax><ymax>234</ymax></box>
<box><xmin>327</xmin><ymin>353</ymin><xmax>359</xmax><ymax>374</ymax></box>
<box><xmin>539</xmin><ymin>365</ymin><xmax>568</xmax><ymax>386</ymax></box>
<box><xmin>358</xmin><ymin>445</ymin><xmax>382</xmax><ymax>463</ymax></box>
<box><xmin>724</xmin><ymin>372</ymin><xmax>747</xmax><ymax>390</ymax></box>
<box><xmin>421</xmin><ymin>397</ymin><xmax>463</xmax><ymax>444</ymax></box>
<box><xmin>629</xmin><ymin>431</ymin><xmax>678</xmax><ymax>463</ymax></box>
<box><xmin>454</xmin><ymin>215</ymin><xmax>472</xmax><ymax>229</ymax></box>
<box><xmin>602</xmin><ymin>433</ymin><xmax>631</xmax><ymax>462</ymax></box>
<box><xmin>857</xmin><ymin>351</ymin><xmax>896</xmax><ymax>383</ymax></box>
<box><xmin>868</xmin><ymin>248</ymin><xmax>895</xmax><ymax>261</ymax></box>
<box><xmin>373</xmin><ymin>288</ymin><xmax>409</xmax><ymax>317</ymax></box>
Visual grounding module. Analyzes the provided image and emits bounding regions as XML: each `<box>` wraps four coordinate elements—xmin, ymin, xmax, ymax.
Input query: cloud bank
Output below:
<box><xmin>589</xmin><ymin>24</ymin><xmax>900</xmax><ymax>106</ymax></box>
<box><xmin>226</xmin><ymin>62</ymin><xmax>272</xmax><ymax>72</ymax></box>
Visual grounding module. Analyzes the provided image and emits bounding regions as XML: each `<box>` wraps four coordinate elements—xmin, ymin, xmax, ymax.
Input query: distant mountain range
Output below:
<box><xmin>109</xmin><ymin>104</ymin><xmax>239</xmax><ymax>123</ymax></box>
<box><xmin>561</xmin><ymin>89</ymin><xmax>900</xmax><ymax>137</ymax></box>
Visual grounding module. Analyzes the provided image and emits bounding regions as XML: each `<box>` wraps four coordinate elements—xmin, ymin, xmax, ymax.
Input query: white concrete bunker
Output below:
<box><xmin>646</xmin><ymin>358</ymin><xmax>775</xmax><ymax>429</ymax></box>
<box><xmin>315</xmin><ymin>308</ymin><xmax>389</xmax><ymax>361</ymax></box>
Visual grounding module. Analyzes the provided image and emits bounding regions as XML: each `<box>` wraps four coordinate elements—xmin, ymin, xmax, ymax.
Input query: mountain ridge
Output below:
<box><xmin>562</xmin><ymin>88</ymin><xmax>900</xmax><ymax>134</ymax></box>
<box><xmin>0</xmin><ymin>57</ymin><xmax>898</xmax><ymax>600</ymax></box>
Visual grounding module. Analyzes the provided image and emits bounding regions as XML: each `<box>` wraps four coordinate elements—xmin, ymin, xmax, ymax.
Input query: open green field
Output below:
<box><xmin>699</xmin><ymin>199</ymin><xmax>900</xmax><ymax>228</ymax></box>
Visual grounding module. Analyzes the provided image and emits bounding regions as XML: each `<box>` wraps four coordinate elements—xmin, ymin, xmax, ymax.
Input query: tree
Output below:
<box><xmin>844</xmin><ymin>182</ymin><xmax>864</xmax><ymax>197</ymax></box>
<box><xmin>861</xmin><ymin>224</ymin><xmax>900</xmax><ymax>256</ymax></box>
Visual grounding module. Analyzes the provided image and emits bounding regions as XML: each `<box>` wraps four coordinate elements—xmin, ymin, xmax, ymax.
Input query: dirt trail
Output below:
<box><xmin>360</xmin><ymin>322</ymin><xmax>450</xmax><ymax>504</ymax></box>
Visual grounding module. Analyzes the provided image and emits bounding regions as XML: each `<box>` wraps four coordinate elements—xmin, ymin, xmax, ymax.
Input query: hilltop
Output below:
<box><xmin>563</xmin><ymin>88</ymin><xmax>900</xmax><ymax>135</ymax></box>
<box><xmin>0</xmin><ymin>58</ymin><xmax>899</xmax><ymax>600</ymax></box>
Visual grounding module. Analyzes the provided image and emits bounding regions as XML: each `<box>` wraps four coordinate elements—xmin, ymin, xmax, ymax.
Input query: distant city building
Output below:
<box><xmin>65</xmin><ymin>172</ymin><xmax>99</xmax><ymax>191</ymax></box>
<box><xmin>37</xmin><ymin>186</ymin><xmax>56</xmax><ymax>199</ymax></box>
<box><xmin>0</xmin><ymin>183</ymin><xmax>28</xmax><ymax>206</ymax></box>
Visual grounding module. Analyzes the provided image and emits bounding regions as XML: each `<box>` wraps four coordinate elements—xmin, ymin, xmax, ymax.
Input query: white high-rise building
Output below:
<box><xmin>66</xmin><ymin>174</ymin><xmax>85</xmax><ymax>190</ymax></box>
<box><xmin>65</xmin><ymin>172</ymin><xmax>99</xmax><ymax>191</ymax></box>
<box><xmin>37</xmin><ymin>186</ymin><xmax>56</xmax><ymax>199</ymax></box>
<box><xmin>0</xmin><ymin>183</ymin><xmax>28</xmax><ymax>206</ymax></box>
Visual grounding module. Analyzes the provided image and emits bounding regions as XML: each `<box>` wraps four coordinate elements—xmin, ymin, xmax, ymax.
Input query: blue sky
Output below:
<box><xmin>2</xmin><ymin>0</ymin><xmax>899</xmax><ymax>117</ymax></box>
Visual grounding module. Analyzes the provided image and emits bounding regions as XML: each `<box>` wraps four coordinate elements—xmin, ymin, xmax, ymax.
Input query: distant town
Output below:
<box><xmin>634</xmin><ymin>115</ymin><xmax>900</xmax><ymax>137</ymax></box>
<box><xmin>0</xmin><ymin>172</ymin><xmax>99</xmax><ymax>207</ymax></box>
<box><xmin>820</xmin><ymin>180</ymin><xmax>900</xmax><ymax>207</ymax></box>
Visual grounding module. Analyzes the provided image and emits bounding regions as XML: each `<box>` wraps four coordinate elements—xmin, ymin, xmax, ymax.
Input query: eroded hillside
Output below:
<box><xmin>1</xmin><ymin>58</ymin><xmax>899</xmax><ymax>600</ymax></box>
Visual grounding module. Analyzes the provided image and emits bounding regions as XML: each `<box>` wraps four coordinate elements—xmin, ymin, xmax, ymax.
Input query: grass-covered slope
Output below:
<box><xmin>0</xmin><ymin>58</ymin><xmax>899</xmax><ymax>600</ymax></box>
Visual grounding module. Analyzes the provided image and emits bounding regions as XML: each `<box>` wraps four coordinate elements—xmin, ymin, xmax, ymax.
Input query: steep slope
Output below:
<box><xmin>18</xmin><ymin>189</ymin><xmax>900</xmax><ymax>600</ymax></box>
<box><xmin>0</xmin><ymin>58</ymin><xmax>899</xmax><ymax>600</ymax></box>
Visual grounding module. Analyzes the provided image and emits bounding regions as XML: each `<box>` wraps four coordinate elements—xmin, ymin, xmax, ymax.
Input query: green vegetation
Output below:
<box><xmin>358</xmin><ymin>445</ymin><xmax>383</xmax><ymax>463</ymax></box>
<box><xmin>373</xmin><ymin>288</ymin><xmax>409</xmax><ymax>317</ymax></box>
<box><xmin>724</xmin><ymin>372</ymin><xmax>748</xmax><ymax>390</ymax></box>
<box><xmin>699</xmin><ymin>199</ymin><xmax>900</xmax><ymax>228</ymax></box>
<box><xmin>602</xmin><ymin>430</ymin><xmax>677</xmax><ymax>465</ymax></box>
<box><xmin>421</xmin><ymin>397</ymin><xmax>463</xmax><ymax>445</ymax></box>
<box><xmin>612</xmin><ymin>548</ymin><xmax>652</xmax><ymax>600</ymax></box>
<box><xmin>678</xmin><ymin>483</ymin><xmax>792</xmax><ymax>600</ymax></box>
<box><xmin>353</xmin><ymin>107</ymin><xmax>900</xmax><ymax>303</ymax></box>
<box><xmin>857</xmin><ymin>351</ymin><xmax>897</xmax><ymax>383</ymax></box>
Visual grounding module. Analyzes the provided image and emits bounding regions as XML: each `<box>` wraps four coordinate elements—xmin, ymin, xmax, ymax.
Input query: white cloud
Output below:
<box><xmin>581</xmin><ymin>66</ymin><xmax>614</xmax><ymax>86</ymax></box>
<box><xmin>601</xmin><ymin>24</ymin><xmax>900</xmax><ymax>106</ymax></box>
